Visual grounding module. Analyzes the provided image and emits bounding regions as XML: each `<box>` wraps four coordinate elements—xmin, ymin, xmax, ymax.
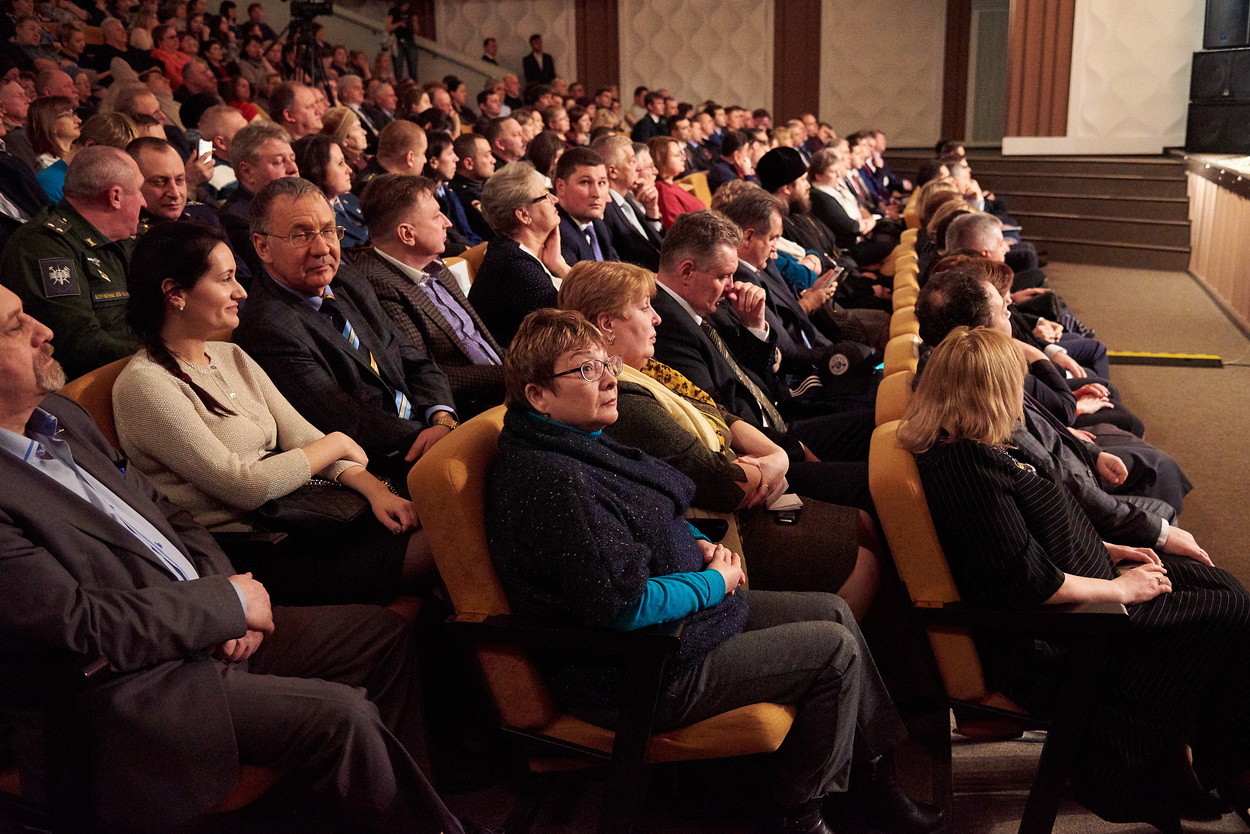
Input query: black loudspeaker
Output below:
<box><xmin>1186</xmin><ymin>101</ymin><xmax>1250</xmax><ymax>152</ymax></box>
<box><xmin>1206</xmin><ymin>0</ymin><xmax>1250</xmax><ymax>49</ymax></box>
<box><xmin>1192</xmin><ymin>50</ymin><xmax>1233</xmax><ymax>99</ymax></box>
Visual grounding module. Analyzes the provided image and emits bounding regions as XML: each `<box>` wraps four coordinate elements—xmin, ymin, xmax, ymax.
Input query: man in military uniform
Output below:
<box><xmin>127</xmin><ymin>136</ymin><xmax>251</xmax><ymax>284</ymax></box>
<box><xmin>0</xmin><ymin>146</ymin><xmax>144</xmax><ymax>380</ymax></box>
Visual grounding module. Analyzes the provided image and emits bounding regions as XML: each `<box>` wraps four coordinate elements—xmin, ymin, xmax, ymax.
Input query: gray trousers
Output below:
<box><xmin>653</xmin><ymin>590</ymin><xmax>907</xmax><ymax>808</ymax></box>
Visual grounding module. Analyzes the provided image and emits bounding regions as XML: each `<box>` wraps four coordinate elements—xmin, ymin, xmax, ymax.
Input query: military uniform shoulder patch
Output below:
<box><xmin>43</xmin><ymin>215</ymin><xmax>70</xmax><ymax>234</ymax></box>
<box><xmin>39</xmin><ymin>258</ymin><xmax>79</xmax><ymax>298</ymax></box>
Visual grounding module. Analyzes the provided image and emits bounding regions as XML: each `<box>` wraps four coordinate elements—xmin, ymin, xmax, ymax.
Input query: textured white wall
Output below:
<box><xmin>817</xmin><ymin>0</ymin><xmax>946</xmax><ymax>147</ymax></box>
<box><xmin>1004</xmin><ymin>0</ymin><xmax>1204</xmax><ymax>154</ymax></box>
<box><xmin>435</xmin><ymin>0</ymin><xmax>577</xmax><ymax>83</ymax></box>
<box><xmin>618</xmin><ymin>0</ymin><xmax>774</xmax><ymax>112</ymax></box>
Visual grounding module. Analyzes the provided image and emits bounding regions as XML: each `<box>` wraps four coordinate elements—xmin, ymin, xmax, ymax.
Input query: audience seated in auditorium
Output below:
<box><xmin>356</xmin><ymin>173</ymin><xmax>506</xmax><ymax>418</ymax></box>
<box><xmin>0</xmin><ymin>281</ymin><xmax>473</xmax><ymax>834</ymax></box>
<box><xmin>0</xmin><ymin>146</ymin><xmax>141</xmax><ymax>379</ymax></box>
<box><xmin>113</xmin><ymin>221</ymin><xmax>425</xmax><ymax>605</ymax></box>
<box><xmin>234</xmin><ymin>176</ymin><xmax>458</xmax><ymax>482</ymax></box>
<box><xmin>591</xmin><ymin>132</ymin><xmax>664</xmax><ymax>268</ymax></box>
<box><xmin>558</xmin><ymin>260</ymin><xmax>882</xmax><ymax>619</ymax></box>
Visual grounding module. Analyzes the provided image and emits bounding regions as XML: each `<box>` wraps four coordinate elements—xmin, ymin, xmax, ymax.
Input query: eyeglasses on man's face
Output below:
<box><xmin>548</xmin><ymin>354</ymin><xmax>623</xmax><ymax>383</ymax></box>
<box><xmin>260</xmin><ymin>226</ymin><xmax>346</xmax><ymax>248</ymax></box>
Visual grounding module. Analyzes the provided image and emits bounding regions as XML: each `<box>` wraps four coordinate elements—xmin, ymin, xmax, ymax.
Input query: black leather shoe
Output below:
<box><xmin>863</xmin><ymin>755</ymin><xmax>944</xmax><ymax>834</ymax></box>
<box><xmin>756</xmin><ymin>800</ymin><xmax>838</xmax><ymax>834</ymax></box>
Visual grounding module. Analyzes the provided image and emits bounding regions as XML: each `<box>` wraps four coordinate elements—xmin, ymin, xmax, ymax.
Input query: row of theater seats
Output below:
<box><xmin>865</xmin><ymin>224</ymin><xmax>1133</xmax><ymax>834</ymax></box>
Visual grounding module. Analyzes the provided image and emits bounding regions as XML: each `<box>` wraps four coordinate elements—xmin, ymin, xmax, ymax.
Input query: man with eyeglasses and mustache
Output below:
<box><xmin>234</xmin><ymin>176</ymin><xmax>458</xmax><ymax>485</ymax></box>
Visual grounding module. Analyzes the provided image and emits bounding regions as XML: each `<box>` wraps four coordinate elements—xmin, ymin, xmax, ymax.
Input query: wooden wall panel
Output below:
<box><xmin>575</xmin><ymin>0</ymin><xmax>620</xmax><ymax>92</ymax></box>
<box><xmin>773</xmin><ymin>0</ymin><xmax>821</xmax><ymax>121</ymax></box>
<box><xmin>1005</xmin><ymin>0</ymin><xmax>1074</xmax><ymax>137</ymax></box>
<box><xmin>941</xmin><ymin>0</ymin><xmax>971</xmax><ymax>140</ymax></box>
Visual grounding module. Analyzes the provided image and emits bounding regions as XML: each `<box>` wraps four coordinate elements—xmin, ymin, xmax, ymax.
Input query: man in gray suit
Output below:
<box><xmin>356</xmin><ymin>173</ymin><xmax>506</xmax><ymax>419</ymax></box>
<box><xmin>0</xmin><ymin>283</ymin><xmax>467</xmax><ymax>833</ymax></box>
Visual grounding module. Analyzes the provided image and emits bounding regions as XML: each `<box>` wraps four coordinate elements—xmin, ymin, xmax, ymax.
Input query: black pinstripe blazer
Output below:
<box><xmin>354</xmin><ymin>249</ymin><xmax>506</xmax><ymax>418</ymax></box>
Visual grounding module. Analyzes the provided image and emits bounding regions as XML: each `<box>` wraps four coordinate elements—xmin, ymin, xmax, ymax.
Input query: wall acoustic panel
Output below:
<box><xmin>435</xmin><ymin>0</ymin><xmax>576</xmax><ymax>83</ymax></box>
<box><xmin>1062</xmin><ymin>0</ymin><xmax>1202</xmax><ymax>153</ymax></box>
<box><xmin>818</xmin><ymin>0</ymin><xmax>946</xmax><ymax>148</ymax></box>
<box><xmin>618</xmin><ymin>0</ymin><xmax>773</xmax><ymax>114</ymax></box>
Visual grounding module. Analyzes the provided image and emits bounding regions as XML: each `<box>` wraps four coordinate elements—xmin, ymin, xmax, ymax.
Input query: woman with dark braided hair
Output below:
<box><xmin>112</xmin><ymin>222</ymin><xmax>425</xmax><ymax>605</ymax></box>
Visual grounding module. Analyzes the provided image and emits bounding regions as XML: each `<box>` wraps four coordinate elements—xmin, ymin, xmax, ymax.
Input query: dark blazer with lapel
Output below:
<box><xmin>557</xmin><ymin>206</ymin><xmax>619</xmax><ymax>267</ymax></box>
<box><xmin>467</xmin><ymin>237</ymin><xmax>558</xmax><ymax>348</ymax></box>
<box><xmin>354</xmin><ymin>249</ymin><xmax>505</xmax><ymax>417</ymax></box>
<box><xmin>233</xmin><ymin>265</ymin><xmax>455</xmax><ymax>460</ymax></box>
<box><xmin>449</xmin><ymin>173</ymin><xmax>494</xmax><ymax>241</ymax></box>
<box><xmin>522</xmin><ymin>51</ymin><xmax>555</xmax><ymax>83</ymax></box>
<box><xmin>810</xmin><ymin>186</ymin><xmax>861</xmax><ymax>252</ymax></box>
<box><xmin>0</xmin><ymin>147</ymin><xmax>49</xmax><ymax>251</ymax></box>
<box><xmin>0</xmin><ymin>395</ymin><xmax>246</xmax><ymax>830</ymax></box>
<box><xmin>734</xmin><ymin>261</ymin><xmax>830</xmax><ymax>373</ymax></box>
<box><xmin>602</xmin><ymin>195</ymin><xmax>661</xmax><ymax>271</ymax></box>
<box><xmin>706</xmin><ymin>159</ymin><xmax>740</xmax><ymax>194</ymax></box>
<box><xmin>651</xmin><ymin>285</ymin><xmax>777</xmax><ymax>428</ymax></box>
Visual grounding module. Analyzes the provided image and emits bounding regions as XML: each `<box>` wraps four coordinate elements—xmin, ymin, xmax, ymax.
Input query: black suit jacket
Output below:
<box><xmin>602</xmin><ymin>196</ymin><xmax>661</xmax><ymax>271</ymax></box>
<box><xmin>735</xmin><ymin>261</ymin><xmax>830</xmax><ymax>373</ymax></box>
<box><xmin>522</xmin><ymin>51</ymin><xmax>556</xmax><ymax>83</ymax></box>
<box><xmin>468</xmin><ymin>237</ymin><xmax>558</xmax><ymax>348</ymax></box>
<box><xmin>233</xmin><ymin>266</ymin><xmax>455</xmax><ymax>461</ymax></box>
<box><xmin>557</xmin><ymin>207</ymin><xmax>619</xmax><ymax>267</ymax></box>
<box><xmin>354</xmin><ymin>249</ymin><xmax>506</xmax><ymax>417</ymax></box>
<box><xmin>810</xmin><ymin>186</ymin><xmax>860</xmax><ymax>252</ymax></box>
<box><xmin>651</xmin><ymin>285</ymin><xmax>777</xmax><ymax>428</ymax></box>
<box><xmin>707</xmin><ymin>159</ymin><xmax>740</xmax><ymax>194</ymax></box>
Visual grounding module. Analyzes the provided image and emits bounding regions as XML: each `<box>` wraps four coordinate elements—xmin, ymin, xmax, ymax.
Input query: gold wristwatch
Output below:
<box><xmin>431</xmin><ymin>411</ymin><xmax>459</xmax><ymax>430</ymax></box>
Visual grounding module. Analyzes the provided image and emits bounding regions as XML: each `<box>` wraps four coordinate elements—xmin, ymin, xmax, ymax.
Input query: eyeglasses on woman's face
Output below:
<box><xmin>548</xmin><ymin>354</ymin><xmax>623</xmax><ymax>383</ymax></box>
<box><xmin>526</xmin><ymin>191</ymin><xmax>555</xmax><ymax>206</ymax></box>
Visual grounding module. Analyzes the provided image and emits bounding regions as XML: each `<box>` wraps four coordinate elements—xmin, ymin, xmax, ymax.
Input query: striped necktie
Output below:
<box><xmin>321</xmin><ymin>291</ymin><xmax>412</xmax><ymax>419</ymax></box>
<box><xmin>699</xmin><ymin>321</ymin><xmax>786</xmax><ymax>430</ymax></box>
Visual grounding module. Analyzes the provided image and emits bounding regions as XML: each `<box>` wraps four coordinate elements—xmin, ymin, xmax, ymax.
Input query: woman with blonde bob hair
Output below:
<box><xmin>558</xmin><ymin>260</ymin><xmax>883</xmax><ymax>619</ymax></box>
<box><xmin>900</xmin><ymin>325</ymin><xmax>1250</xmax><ymax>828</ymax></box>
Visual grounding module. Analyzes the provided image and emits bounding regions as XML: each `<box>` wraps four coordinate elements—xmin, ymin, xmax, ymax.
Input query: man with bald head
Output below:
<box><xmin>0</xmin><ymin>146</ymin><xmax>145</xmax><ymax>377</ymax></box>
<box><xmin>197</xmin><ymin>103</ymin><xmax>248</xmax><ymax>203</ymax></box>
<box><xmin>35</xmin><ymin>68</ymin><xmax>77</xmax><ymax>102</ymax></box>
<box><xmin>174</xmin><ymin>58</ymin><xmax>219</xmax><ymax>103</ymax></box>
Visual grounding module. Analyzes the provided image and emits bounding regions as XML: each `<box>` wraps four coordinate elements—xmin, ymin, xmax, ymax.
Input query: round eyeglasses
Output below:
<box><xmin>548</xmin><ymin>354</ymin><xmax>623</xmax><ymax>383</ymax></box>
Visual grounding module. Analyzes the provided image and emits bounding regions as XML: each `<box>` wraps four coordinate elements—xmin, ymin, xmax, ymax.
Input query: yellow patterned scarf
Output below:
<box><xmin>626</xmin><ymin>360</ymin><xmax>733</xmax><ymax>452</ymax></box>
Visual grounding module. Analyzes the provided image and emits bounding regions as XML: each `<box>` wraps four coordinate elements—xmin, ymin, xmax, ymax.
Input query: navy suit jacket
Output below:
<box><xmin>436</xmin><ymin>184</ymin><xmax>483</xmax><ymax>246</ymax></box>
<box><xmin>233</xmin><ymin>265</ymin><xmax>455</xmax><ymax>461</ymax></box>
<box><xmin>630</xmin><ymin>114</ymin><xmax>667</xmax><ymax>143</ymax></box>
<box><xmin>335</xmin><ymin>192</ymin><xmax>370</xmax><ymax>248</ymax></box>
<box><xmin>602</xmin><ymin>196</ymin><xmax>661</xmax><ymax>271</ymax></box>
<box><xmin>557</xmin><ymin>207</ymin><xmax>619</xmax><ymax>267</ymax></box>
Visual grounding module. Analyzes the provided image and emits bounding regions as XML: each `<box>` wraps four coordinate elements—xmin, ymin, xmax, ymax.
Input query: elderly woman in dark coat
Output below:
<box><xmin>484</xmin><ymin>309</ymin><xmax>940</xmax><ymax>834</ymax></box>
